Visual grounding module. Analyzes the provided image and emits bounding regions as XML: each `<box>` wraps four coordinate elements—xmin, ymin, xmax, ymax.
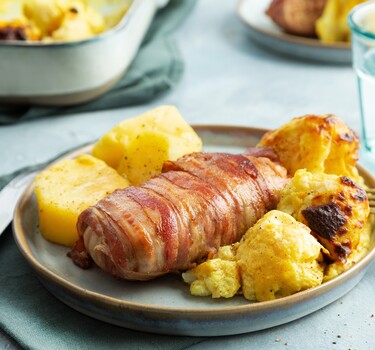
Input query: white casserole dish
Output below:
<box><xmin>0</xmin><ymin>0</ymin><xmax>167</xmax><ymax>106</ymax></box>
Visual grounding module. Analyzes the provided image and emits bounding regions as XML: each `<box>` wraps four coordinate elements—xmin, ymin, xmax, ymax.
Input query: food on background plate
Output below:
<box><xmin>92</xmin><ymin>105</ymin><xmax>203</xmax><ymax>186</ymax></box>
<box><xmin>34</xmin><ymin>154</ymin><xmax>130</xmax><ymax>246</ymax></box>
<box><xmin>266</xmin><ymin>0</ymin><xmax>366</xmax><ymax>42</ymax></box>
<box><xmin>266</xmin><ymin>0</ymin><xmax>327</xmax><ymax>37</ymax></box>
<box><xmin>0</xmin><ymin>0</ymin><xmax>128</xmax><ymax>42</ymax></box>
<box><xmin>316</xmin><ymin>0</ymin><xmax>366</xmax><ymax>43</ymax></box>
<box><xmin>183</xmin><ymin>210</ymin><xmax>325</xmax><ymax>302</ymax></box>
<box><xmin>69</xmin><ymin>151</ymin><xmax>288</xmax><ymax>280</ymax></box>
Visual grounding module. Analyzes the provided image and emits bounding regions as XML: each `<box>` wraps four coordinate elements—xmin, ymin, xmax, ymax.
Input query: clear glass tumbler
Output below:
<box><xmin>349</xmin><ymin>1</ymin><xmax>375</xmax><ymax>152</ymax></box>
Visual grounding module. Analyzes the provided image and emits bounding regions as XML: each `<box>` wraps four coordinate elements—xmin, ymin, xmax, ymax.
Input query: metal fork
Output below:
<box><xmin>366</xmin><ymin>188</ymin><xmax>375</xmax><ymax>214</ymax></box>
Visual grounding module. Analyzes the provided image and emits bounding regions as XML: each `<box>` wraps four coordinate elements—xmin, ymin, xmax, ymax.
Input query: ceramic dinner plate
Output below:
<box><xmin>237</xmin><ymin>0</ymin><xmax>352</xmax><ymax>64</ymax></box>
<box><xmin>12</xmin><ymin>125</ymin><xmax>375</xmax><ymax>336</ymax></box>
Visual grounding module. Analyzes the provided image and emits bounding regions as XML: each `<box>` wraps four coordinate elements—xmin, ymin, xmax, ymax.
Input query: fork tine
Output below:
<box><xmin>366</xmin><ymin>189</ymin><xmax>375</xmax><ymax>214</ymax></box>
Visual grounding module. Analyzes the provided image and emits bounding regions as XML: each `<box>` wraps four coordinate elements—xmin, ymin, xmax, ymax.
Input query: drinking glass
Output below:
<box><xmin>349</xmin><ymin>1</ymin><xmax>375</xmax><ymax>152</ymax></box>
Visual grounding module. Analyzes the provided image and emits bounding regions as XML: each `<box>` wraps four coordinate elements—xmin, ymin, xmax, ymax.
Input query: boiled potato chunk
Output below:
<box><xmin>92</xmin><ymin>105</ymin><xmax>202</xmax><ymax>186</ymax></box>
<box><xmin>34</xmin><ymin>154</ymin><xmax>130</xmax><ymax>246</ymax></box>
<box><xmin>116</xmin><ymin>131</ymin><xmax>169</xmax><ymax>186</ymax></box>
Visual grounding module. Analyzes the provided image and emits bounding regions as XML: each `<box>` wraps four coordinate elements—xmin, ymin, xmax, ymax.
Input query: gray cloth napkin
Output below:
<box><xmin>0</xmin><ymin>0</ymin><xmax>195</xmax><ymax>125</ymax></box>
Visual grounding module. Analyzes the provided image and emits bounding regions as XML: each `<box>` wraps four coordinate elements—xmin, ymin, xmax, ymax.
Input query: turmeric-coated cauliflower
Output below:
<box><xmin>183</xmin><ymin>211</ymin><xmax>325</xmax><ymax>302</ymax></box>
<box><xmin>182</xmin><ymin>245</ymin><xmax>240</xmax><ymax>298</ymax></box>
<box><xmin>236</xmin><ymin>210</ymin><xmax>324</xmax><ymax>302</ymax></box>
<box><xmin>257</xmin><ymin>114</ymin><xmax>362</xmax><ymax>184</ymax></box>
<box><xmin>277</xmin><ymin>169</ymin><xmax>370</xmax><ymax>264</ymax></box>
<box><xmin>23</xmin><ymin>0</ymin><xmax>104</xmax><ymax>41</ymax></box>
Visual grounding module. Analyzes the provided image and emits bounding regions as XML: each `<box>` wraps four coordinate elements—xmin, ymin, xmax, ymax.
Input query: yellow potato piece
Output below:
<box><xmin>116</xmin><ymin>131</ymin><xmax>170</xmax><ymax>186</ymax></box>
<box><xmin>92</xmin><ymin>106</ymin><xmax>203</xmax><ymax>186</ymax></box>
<box><xmin>34</xmin><ymin>154</ymin><xmax>130</xmax><ymax>246</ymax></box>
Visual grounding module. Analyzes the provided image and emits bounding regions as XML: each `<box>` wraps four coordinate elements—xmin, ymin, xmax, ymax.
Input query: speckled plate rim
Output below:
<box><xmin>236</xmin><ymin>0</ymin><xmax>351</xmax><ymax>58</ymax></box>
<box><xmin>12</xmin><ymin>125</ymin><xmax>375</xmax><ymax>335</ymax></box>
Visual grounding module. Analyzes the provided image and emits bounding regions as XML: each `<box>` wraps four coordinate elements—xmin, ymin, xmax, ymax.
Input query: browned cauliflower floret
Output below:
<box><xmin>257</xmin><ymin>114</ymin><xmax>362</xmax><ymax>184</ymax></box>
<box><xmin>324</xmin><ymin>215</ymin><xmax>373</xmax><ymax>281</ymax></box>
<box><xmin>277</xmin><ymin>169</ymin><xmax>370</xmax><ymax>265</ymax></box>
<box><xmin>183</xmin><ymin>211</ymin><xmax>325</xmax><ymax>302</ymax></box>
<box><xmin>236</xmin><ymin>210</ymin><xmax>324</xmax><ymax>302</ymax></box>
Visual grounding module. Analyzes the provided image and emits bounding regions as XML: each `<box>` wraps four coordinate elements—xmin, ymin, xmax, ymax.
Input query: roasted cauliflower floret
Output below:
<box><xmin>50</xmin><ymin>2</ymin><xmax>104</xmax><ymax>41</ymax></box>
<box><xmin>182</xmin><ymin>246</ymin><xmax>240</xmax><ymax>298</ymax></box>
<box><xmin>324</xmin><ymin>215</ymin><xmax>372</xmax><ymax>280</ymax></box>
<box><xmin>277</xmin><ymin>169</ymin><xmax>369</xmax><ymax>264</ymax></box>
<box><xmin>183</xmin><ymin>211</ymin><xmax>325</xmax><ymax>302</ymax></box>
<box><xmin>257</xmin><ymin>114</ymin><xmax>362</xmax><ymax>184</ymax></box>
<box><xmin>236</xmin><ymin>210</ymin><xmax>324</xmax><ymax>302</ymax></box>
<box><xmin>23</xmin><ymin>0</ymin><xmax>104</xmax><ymax>41</ymax></box>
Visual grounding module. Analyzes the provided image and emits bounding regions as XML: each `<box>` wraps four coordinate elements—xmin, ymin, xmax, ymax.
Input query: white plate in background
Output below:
<box><xmin>237</xmin><ymin>0</ymin><xmax>352</xmax><ymax>64</ymax></box>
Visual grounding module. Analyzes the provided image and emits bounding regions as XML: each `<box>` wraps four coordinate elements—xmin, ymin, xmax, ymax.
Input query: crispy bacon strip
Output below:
<box><xmin>69</xmin><ymin>152</ymin><xmax>289</xmax><ymax>281</ymax></box>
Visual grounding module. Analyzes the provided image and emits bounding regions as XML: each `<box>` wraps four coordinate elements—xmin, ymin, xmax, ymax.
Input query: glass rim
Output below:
<box><xmin>348</xmin><ymin>0</ymin><xmax>375</xmax><ymax>40</ymax></box>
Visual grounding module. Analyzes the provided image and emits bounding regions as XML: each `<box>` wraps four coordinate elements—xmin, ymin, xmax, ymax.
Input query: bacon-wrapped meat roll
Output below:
<box><xmin>69</xmin><ymin>152</ymin><xmax>289</xmax><ymax>281</ymax></box>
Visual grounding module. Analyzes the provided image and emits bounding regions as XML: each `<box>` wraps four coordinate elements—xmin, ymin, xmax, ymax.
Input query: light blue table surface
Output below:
<box><xmin>1</xmin><ymin>0</ymin><xmax>375</xmax><ymax>349</ymax></box>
